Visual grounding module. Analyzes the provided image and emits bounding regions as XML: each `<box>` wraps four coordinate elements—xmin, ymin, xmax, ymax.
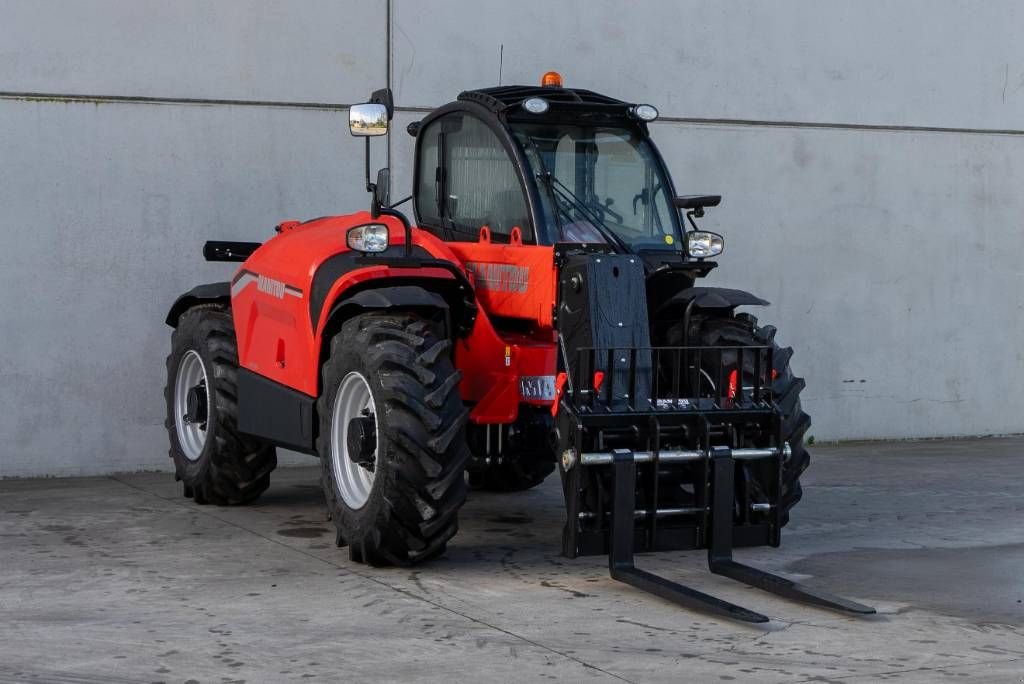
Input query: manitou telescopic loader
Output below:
<box><xmin>164</xmin><ymin>72</ymin><xmax>873</xmax><ymax>622</ymax></box>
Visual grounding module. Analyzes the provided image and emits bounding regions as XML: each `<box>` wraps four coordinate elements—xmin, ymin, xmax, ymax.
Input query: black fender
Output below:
<box><xmin>328</xmin><ymin>285</ymin><xmax>450</xmax><ymax>321</ymax></box>
<box><xmin>317</xmin><ymin>284</ymin><xmax>460</xmax><ymax>372</ymax></box>
<box><xmin>654</xmin><ymin>286</ymin><xmax>769</xmax><ymax>316</ymax></box>
<box><xmin>165</xmin><ymin>282</ymin><xmax>230</xmax><ymax>327</ymax></box>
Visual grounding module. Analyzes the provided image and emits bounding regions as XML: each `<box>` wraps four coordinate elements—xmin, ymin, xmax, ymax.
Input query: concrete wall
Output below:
<box><xmin>2</xmin><ymin>1</ymin><xmax>1022</xmax><ymax>477</ymax></box>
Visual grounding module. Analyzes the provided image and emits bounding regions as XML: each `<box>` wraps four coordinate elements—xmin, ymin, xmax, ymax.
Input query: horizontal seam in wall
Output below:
<box><xmin>652</xmin><ymin>115</ymin><xmax>1024</xmax><ymax>137</ymax></box>
<box><xmin>330</xmin><ymin>104</ymin><xmax>1024</xmax><ymax>136</ymax></box>
<box><xmin>0</xmin><ymin>91</ymin><xmax>354</xmax><ymax>111</ymax></box>
<box><xmin>3</xmin><ymin>91</ymin><xmax>1023</xmax><ymax>137</ymax></box>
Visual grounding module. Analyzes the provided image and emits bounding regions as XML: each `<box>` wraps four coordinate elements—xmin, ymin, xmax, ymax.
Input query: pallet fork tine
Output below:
<box><xmin>606</xmin><ymin>448</ymin><xmax>874</xmax><ymax>623</ymax></box>
<box><xmin>706</xmin><ymin>447</ymin><xmax>875</xmax><ymax>615</ymax></box>
<box><xmin>609</xmin><ymin>450</ymin><xmax>769</xmax><ymax>623</ymax></box>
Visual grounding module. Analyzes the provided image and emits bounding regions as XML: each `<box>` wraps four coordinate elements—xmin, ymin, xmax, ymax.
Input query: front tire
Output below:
<box><xmin>164</xmin><ymin>305</ymin><xmax>277</xmax><ymax>505</ymax></box>
<box><xmin>317</xmin><ymin>313</ymin><xmax>470</xmax><ymax>566</ymax></box>
<box><xmin>697</xmin><ymin>313</ymin><xmax>810</xmax><ymax>526</ymax></box>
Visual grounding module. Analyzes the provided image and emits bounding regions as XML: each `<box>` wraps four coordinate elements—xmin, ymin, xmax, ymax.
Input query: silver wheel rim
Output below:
<box><xmin>331</xmin><ymin>371</ymin><xmax>377</xmax><ymax>509</ymax></box>
<box><xmin>174</xmin><ymin>350</ymin><xmax>210</xmax><ymax>462</ymax></box>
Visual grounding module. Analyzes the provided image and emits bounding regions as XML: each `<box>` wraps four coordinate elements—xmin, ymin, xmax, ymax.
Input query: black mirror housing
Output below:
<box><xmin>370</xmin><ymin>88</ymin><xmax>395</xmax><ymax>120</ymax></box>
<box><xmin>673</xmin><ymin>195</ymin><xmax>722</xmax><ymax>210</ymax></box>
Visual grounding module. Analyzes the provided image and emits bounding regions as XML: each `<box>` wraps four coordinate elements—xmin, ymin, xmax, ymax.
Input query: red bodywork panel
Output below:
<box><xmin>231</xmin><ymin>212</ymin><xmax>557</xmax><ymax>424</ymax></box>
<box><xmin>447</xmin><ymin>239</ymin><xmax>557</xmax><ymax>422</ymax></box>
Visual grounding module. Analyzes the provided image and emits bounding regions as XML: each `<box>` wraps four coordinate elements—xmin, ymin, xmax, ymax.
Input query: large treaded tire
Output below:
<box><xmin>164</xmin><ymin>305</ymin><xmax>277</xmax><ymax>505</ymax></box>
<box><xmin>698</xmin><ymin>314</ymin><xmax>810</xmax><ymax>526</ymax></box>
<box><xmin>317</xmin><ymin>313</ymin><xmax>470</xmax><ymax>566</ymax></box>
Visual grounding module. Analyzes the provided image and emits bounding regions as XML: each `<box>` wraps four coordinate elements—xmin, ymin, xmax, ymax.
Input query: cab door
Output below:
<box><xmin>413</xmin><ymin>110</ymin><xmax>555</xmax><ymax>327</ymax></box>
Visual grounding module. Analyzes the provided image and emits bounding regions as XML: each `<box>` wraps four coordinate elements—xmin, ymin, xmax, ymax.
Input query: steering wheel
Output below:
<box><xmin>597</xmin><ymin>198</ymin><xmax>625</xmax><ymax>224</ymax></box>
<box><xmin>584</xmin><ymin>198</ymin><xmax>624</xmax><ymax>225</ymax></box>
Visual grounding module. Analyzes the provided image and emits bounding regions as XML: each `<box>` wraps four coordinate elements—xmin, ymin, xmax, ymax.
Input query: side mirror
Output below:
<box><xmin>371</xmin><ymin>168</ymin><xmax>390</xmax><ymax>218</ymax></box>
<box><xmin>673</xmin><ymin>195</ymin><xmax>721</xmax><ymax>211</ymax></box>
<box><xmin>674</xmin><ymin>194</ymin><xmax>722</xmax><ymax>227</ymax></box>
<box><xmin>349</xmin><ymin>103</ymin><xmax>389</xmax><ymax>137</ymax></box>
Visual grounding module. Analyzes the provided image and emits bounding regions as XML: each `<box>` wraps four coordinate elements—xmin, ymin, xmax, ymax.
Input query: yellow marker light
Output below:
<box><xmin>541</xmin><ymin>71</ymin><xmax>563</xmax><ymax>88</ymax></box>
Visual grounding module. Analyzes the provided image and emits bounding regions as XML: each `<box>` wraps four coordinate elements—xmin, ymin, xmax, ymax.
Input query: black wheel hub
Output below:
<box><xmin>184</xmin><ymin>382</ymin><xmax>208</xmax><ymax>428</ymax></box>
<box><xmin>347</xmin><ymin>413</ymin><xmax>377</xmax><ymax>471</ymax></box>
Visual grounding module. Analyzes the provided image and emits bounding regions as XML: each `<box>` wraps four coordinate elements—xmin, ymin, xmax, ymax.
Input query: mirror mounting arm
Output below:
<box><xmin>673</xmin><ymin>195</ymin><xmax>721</xmax><ymax>231</ymax></box>
<box><xmin>377</xmin><ymin>207</ymin><xmax>414</xmax><ymax>258</ymax></box>
<box><xmin>365</xmin><ymin>138</ymin><xmax>375</xmax><ymax>194</ymax></box>
<box><xmin>685</xmin><ymin>209</ymin><xmax>701</xmax><ymax>231</ymax></box>
<box><xmin>348</xmin><ymin>90</ymin><xmax>397</xmax><ymax>231</ymax></box>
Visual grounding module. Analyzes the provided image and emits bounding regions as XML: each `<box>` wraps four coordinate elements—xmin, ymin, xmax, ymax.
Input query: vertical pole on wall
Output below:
<box><xmin>385</xmin><ymin>0</ymin><xmax>393</xmax><ymax>172</ymax></box>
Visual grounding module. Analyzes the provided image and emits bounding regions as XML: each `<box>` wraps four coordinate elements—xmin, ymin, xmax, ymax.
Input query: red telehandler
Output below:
<box><xmin>164</xmin><ymin>73</ymin><xmax>873</xmax><ymax>622</ymax></box>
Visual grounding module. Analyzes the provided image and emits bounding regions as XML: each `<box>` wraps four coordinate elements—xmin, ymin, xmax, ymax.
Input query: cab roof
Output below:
<box><xmin>457</xmin><ymin>85</ymin><xmax>638</xmax><ymax>123</ymax></box>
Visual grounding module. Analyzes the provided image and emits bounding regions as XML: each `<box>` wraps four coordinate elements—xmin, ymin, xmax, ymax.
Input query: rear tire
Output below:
<box><xmin>697</xmin><ymin>314</ymin><xmax>810</xmax><ymax>526</ymax></box>
<box><xmin>164</xmin><ymin>305</ymin><xmax>277</xmax><ymax>505</ymax></box>
<box><xmin>468</xmin><ymin>451</ymin><xmax>555</xmax><ymax>492</ymax></box>
<box><xmin>317</xmin><ymin>313</ymin><xmax>470</xmax><ymax>566</ymax></box>
<box><xmin>467</xmin><ymin>409</ymin><xmax>556</xmax><ymax>492</ymax></box>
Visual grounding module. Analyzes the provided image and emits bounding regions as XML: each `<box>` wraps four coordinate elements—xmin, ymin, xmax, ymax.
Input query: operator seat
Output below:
<box><xmin>485</xmin><ymin>188</ymin><xmax>530</xmax><ymax>240</ymax></box>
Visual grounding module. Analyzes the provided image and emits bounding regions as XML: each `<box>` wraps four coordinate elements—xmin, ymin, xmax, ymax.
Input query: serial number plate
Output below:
<box><xmin>519</xmin><ymin>375</ymin><xmax>556</xmax><ymax>401</ymax></box>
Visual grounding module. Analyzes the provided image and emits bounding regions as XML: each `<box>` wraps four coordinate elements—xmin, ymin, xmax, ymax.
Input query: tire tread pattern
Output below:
<box><xmin>164</xmin><ymin>305</ymin><xmax>277</xmax><ymax>505</ymax></box>
<box><xmin>317</xmin><ymin>313</ymin><xmax>469</xmax><ymax>566</ymax></box>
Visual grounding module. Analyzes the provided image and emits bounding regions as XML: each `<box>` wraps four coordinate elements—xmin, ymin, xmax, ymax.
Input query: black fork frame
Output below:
<box><xmin>559</xmin><ymin>343</ymin><xmax>875</xmax><ymax>623</ymax></box>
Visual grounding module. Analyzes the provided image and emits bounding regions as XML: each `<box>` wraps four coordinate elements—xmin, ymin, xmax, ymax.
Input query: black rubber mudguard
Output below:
<box><xmin>165</xmin><ymin>282</ymin><xmax>230</xmax><ymax>327</ymax></box>
<box><xmin>329</xmin><ymin>285</ymin><xmax>449</xmax><ymax>317</ymax></box>
<box><xmin>655</xmin><ymin>286</ymin><xmax>769</xmax><ymax>315</ymax></box>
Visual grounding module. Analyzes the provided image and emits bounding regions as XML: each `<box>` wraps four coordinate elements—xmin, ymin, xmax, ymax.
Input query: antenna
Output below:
<box><xmin>498</xmin><ymin>44</ymin><xmax>504</xmax><ymax>86</ymax></box>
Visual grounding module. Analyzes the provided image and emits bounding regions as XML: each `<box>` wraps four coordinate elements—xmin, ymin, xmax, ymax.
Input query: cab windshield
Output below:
<box><xmin>512</xmin><ymin>123</ymin><xmax>681</xmax><ymax>250</ymax></box>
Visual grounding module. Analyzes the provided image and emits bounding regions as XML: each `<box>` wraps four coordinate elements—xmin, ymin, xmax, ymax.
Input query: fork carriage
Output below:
<box><xmin>560</xmin><ymin>342</ymin><xmax>782</xmax><ymax>557</ymax></box>
<box><xmin>554</xmin><ymin>342</ymin><xmax>872</xmax><ymax>622</ymax></box>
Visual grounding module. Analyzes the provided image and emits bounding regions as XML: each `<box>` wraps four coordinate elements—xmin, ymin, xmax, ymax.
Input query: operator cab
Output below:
<box><xmin>347</xmin><ymin>73</ymin><xmax>726</xmax><ymax>288</ymax></box>
<box><xmin>407</xmin><ymin>76</ymin><xmax>720</xmax><ymax>269</ymax></box>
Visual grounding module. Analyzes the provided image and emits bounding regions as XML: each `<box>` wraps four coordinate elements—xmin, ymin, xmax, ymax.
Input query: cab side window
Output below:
<box><xmin>415</xmin><ymin>125</ymin><xmax>442</xmax><ymax>227</ymax></box>
<box><xmin>415</xmin><ymin>114</ymin><xmax>532</xmax><ymax>242</ymax></box>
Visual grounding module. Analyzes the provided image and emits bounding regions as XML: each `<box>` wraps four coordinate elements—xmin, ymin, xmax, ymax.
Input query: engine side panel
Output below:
<box><xmin>231</xmin><ymin>213</ymin><xmax>559</xmax><ymax>426</ymax></box>
<box><xmin>231</xmin><ymin>212</ymin><xmax>460</xmax><ymax>397</ymax></box>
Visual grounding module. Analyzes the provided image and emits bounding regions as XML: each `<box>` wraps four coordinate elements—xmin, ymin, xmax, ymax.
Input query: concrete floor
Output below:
<box><xmin>1</xmin><ymin>438</ymin><xmax>1023</xmax><ymax>683</ymax></box>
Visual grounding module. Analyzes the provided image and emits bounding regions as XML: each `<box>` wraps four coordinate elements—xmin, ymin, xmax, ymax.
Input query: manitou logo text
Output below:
<box><xmin>257</xmin><ymin>274</ymin><xmax>287</xmax><ymax>299</ymax></box>
<box><xmin>466</xmin><ymin>262</ymin><xmax>529</xmax><ymax>294</ymax></box>
<box><xmin>231</xmin><ymin>270</ymin><xmax>302</xmax><ymax>299</ymax></box>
